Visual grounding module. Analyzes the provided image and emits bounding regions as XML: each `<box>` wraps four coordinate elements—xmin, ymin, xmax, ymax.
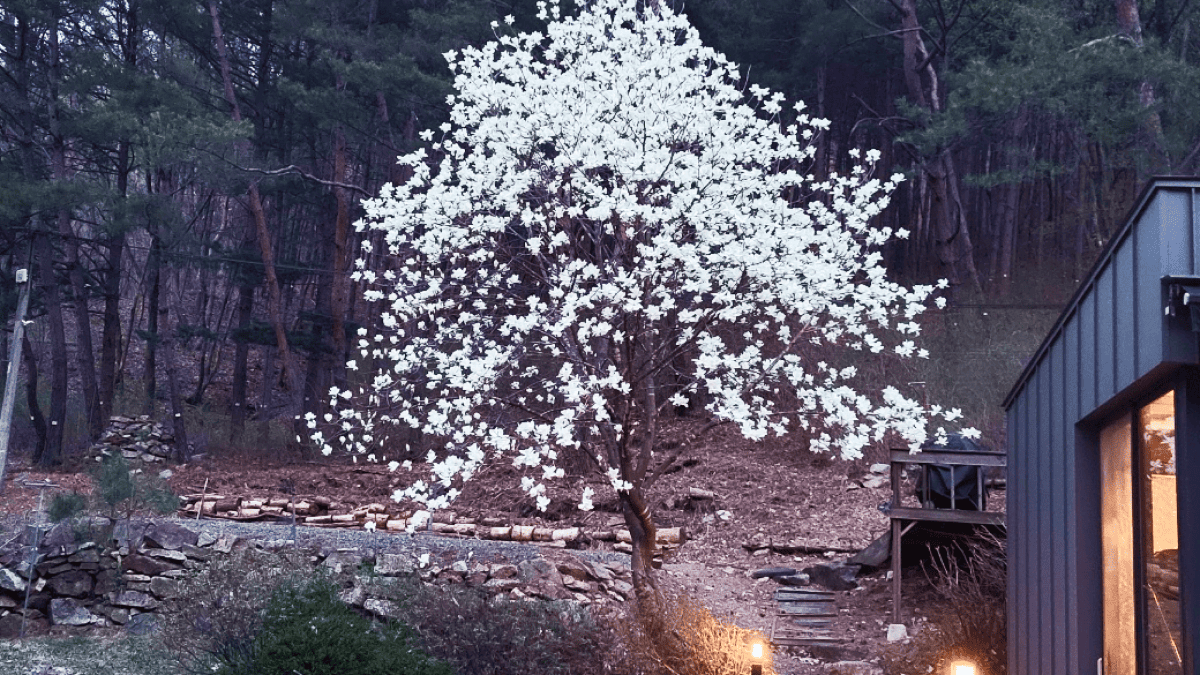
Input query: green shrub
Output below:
<box><xmin>47</xmin><ymin>491</ymin><xmax>88</xmax><ymax>523</ymax></box>
<box><xmin>91</xmin><ymin>453</ymin><xmax>178</xmax><ymax>518</ymax></box>
<box><xmin>233</xmin><ymin>576</ymin><xmax>450</xmax><ymax>675</ymax></box>
<box><xmin>158</xmin><ymin>548</ymin><xmax>311</xmax><ymax>673</ymax></box>
<box><xmin>385</xmin><ymin>581</ymin><xmax>615</xmax><ymax>675</ymax></box>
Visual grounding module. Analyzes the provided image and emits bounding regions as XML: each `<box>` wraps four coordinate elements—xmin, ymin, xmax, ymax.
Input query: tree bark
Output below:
<box><xmin>897</xmin><ymin>0</ymin><xmax>982</xmax><ymax>296</ymax></box>
<box><xmin>208</xmin><ymin>0</ymin><xmax>303</xmax><ymax>418</ymax></box>
<box><xmin>34</xmin><ymin>232</ymin><xmax>67</xmax><ymax>467</ymax></box>
<box><xmin>22</xmin><ymin>334</ymin><xmax>46</xmax><ymax>462</ymax></box>
<box><xmin>1114</xmin><ymin>0</ymin><xmax>1169</xmax><ymax>172</ymax></box>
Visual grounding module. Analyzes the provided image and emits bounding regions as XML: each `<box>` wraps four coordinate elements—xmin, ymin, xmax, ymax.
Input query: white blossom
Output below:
<box><xmin>317</xmin><ymin>0</ymin><xmax>968</xmax><ymax>519</ymax></box>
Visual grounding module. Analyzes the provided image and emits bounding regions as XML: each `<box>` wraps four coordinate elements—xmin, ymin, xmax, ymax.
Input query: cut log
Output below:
<box><xmin>552</xmin><ymin>527</ymin><xmax>580</xmax><ymax>542</ymax></box>
<box><xmin>488</xmin><ymin>526</ymin><xmax>512</xmax><ymax>540</ymax></box>
<box><xmin>385</xmin><ymin>519</ymin><xmax>407</xmax><ymax>531</ymax></box>
<box><xmin>511</xmin><ymin>525</ymin><xmax>535</xmax><ymax>542</ymax></box>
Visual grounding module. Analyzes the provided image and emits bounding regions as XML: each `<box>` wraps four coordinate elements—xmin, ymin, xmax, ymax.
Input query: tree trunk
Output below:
<box><xmin>34</xmin><ymin>232</ymin><xmax>67</xmax><ymax>467</ymax></box>
<box><xmin>208</xmin><ymin>0</ymin><xmax>303</xmax><ymax>418</ymax></box>
<box><xmin>22</xmin><ymin>334</ymin><xmax>46</xmax><ymax>462</ymax></box>
<box><xmin>144</xmin><ymin>220</ymin><xmax>162</xmax><ymax>414</ymax></box>
<box><xmin>160</xmin><ymin>311</ymin><xmax>189</xmax><ymax>461</ymax></box>
<box><xmin>1114</xmin><ymin>0</ymin><xmax>1169</xmax><ymax>172</ymax></box>
<box><xmin>618</xmin><ymin>487</ymin><xmax>660</xmax><ymax>604</ymax></box>
<box><xmin>229</xmin><ymin>282</ymin><xmax>254</xmax><ymax>440</ymax></box>
<box><xmin>897</xmin><ymin>0</ymin><xmax>982</xmax><ymax>296</ymax></box>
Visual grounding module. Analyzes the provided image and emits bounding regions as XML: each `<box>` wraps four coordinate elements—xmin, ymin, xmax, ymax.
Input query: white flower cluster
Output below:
<box><xmin>313</xmin><ymin>0</ymin><xmax>968</xmax><ymax>512</ymax></box>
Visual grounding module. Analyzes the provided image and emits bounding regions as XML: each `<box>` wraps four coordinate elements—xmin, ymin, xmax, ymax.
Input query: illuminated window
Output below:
<box><xmin>1101</xmin><ymin>390</ymin><xmax>1183</xmax><ymax>674</ymax></box>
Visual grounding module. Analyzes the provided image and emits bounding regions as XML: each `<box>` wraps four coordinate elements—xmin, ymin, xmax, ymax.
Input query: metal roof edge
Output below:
<box><xmin>1001</xmin><ymin>177</ymin><xmax>1200</xmax><ymax>411</ymax></box>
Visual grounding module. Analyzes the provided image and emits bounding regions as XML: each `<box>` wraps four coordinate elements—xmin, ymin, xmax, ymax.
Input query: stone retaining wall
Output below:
<box><xmin>0</xmin><ymin>519</ymin><xmax>634</xmax><ymax>637</ymax></box>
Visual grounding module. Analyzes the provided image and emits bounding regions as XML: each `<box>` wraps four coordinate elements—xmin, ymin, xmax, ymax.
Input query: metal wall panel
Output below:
<box><xmin>1005</xmin><ymin>182</ymin><xmax>1200</xmax><ymax>675</ymax></box>
<box><xmin>1097</xmin><ymin>266</ymin><xmax>1116</xmax><ymax>402</ymax></box>
<box><xmin>1114</xmin><ymin>236</ymin><xmax>1137</xmax><ymax>391</ymax></box>
<box><xmin>1064</xmin><ymin>313</ymin><xmax>1082</xmax><ymax>675</ymax></box>
<box><xmin>1051</xmin><ymin>337</ymin><xmax>1068</xmax><ymax>675</ymax></box>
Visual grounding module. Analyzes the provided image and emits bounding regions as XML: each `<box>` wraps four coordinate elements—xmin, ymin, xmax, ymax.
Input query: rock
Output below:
<box><xmin>869</xmin><ymin>463</ymin><xmax>890</xmax><ymax>474</ymax></box>
<box><xmin>750</xmin><ymin>566</ymin><xmax>797</xmax><ymax>579</ymax></box>
<box><xmin>68</xmin><ymin>548</ymin><xmax>100</xmax><ymax>565</ymax></box>
<box><xmin>40</xmin><ymin>523</ymin><xmax>79</xmax><ymax>557</ymax></box>
<box><xmin>196</xmin><ymin>531</ymin><xmax>219</xmax><ymax>548</ymax></box>
<box><xmin>322</xmin><ymin>551</ymin><xmax>362</xmax><ymax>573</ymax></box>
<box><xmin>585</xmin><ymin>561</ymin><xmax>615</xmax><ymax>582</ymax></box>
<box><xmin>107</xmin><ymin>607</ymin><xmax>130</xmax><ymax>624</ymax></box>
<box><xmin>212</xmin><ymin>535</ymin><xmax>239</xmax><ymax>554</ymax></box>
<box><xmin>0</xmin><ymin>568</ymin><xmax>27</xmax><ymax>592</ymax></box>
<box><xmin>606</xmin><ymin>579</ymin><xmax>635</xmax><ymax>599</ymax></box>
<box><xmin>143</xmin><ymin>522</ymin><xmax>199</xmax><ymax>551</ymax></box>
<box><xmin>50</xmin><ymin>598</ymin><xmax>97</xmax><ymax>626</ymax></box>
<box><xmin>527</xmin><ymin>579</ymin><xmax>573</xmax><ymax>601</ymax></box>
<box><xmin>0</xmin><ymin>613</ymin><xmax>23</xmax><ymax>638</ymax></box>
<box><xmin>149</xmin><ymin>576</ymin><xmax>178</xmax><ymax>599</ymax></box>
<box><xmin>483</xmin><ymin>578</ymin><xmax>521</xmax><ymax>592</ymax></box>
<box><xmin>555</xmin><ymin>557</ymin><xmax>592</xmax><ymax>582</ymax></box>
<box><xmin>489</xmin><ymin>564</ymin><xmax>519</xmax><ymax>580</ymax></box>
<box><xmin>862</xmin><ymin>476</ymin><xmax>889</xmax><ymax>489</ymax></box>
<box><xmin>886</xmin><ymin>623</ymin><xmax>908</xmax><ymax>642</ymax></box>
<box><xmin>363</xmin><ymin>598</ymin><xmax>403</xmax><ymax>619</ymax></box>
<box><xmin>125</xmin><ymin>612</ymin><xmax>159</xmax><ymax>635</ymax></box>
<box><xmin>48</xmin><ymin>570</ymin><xmax>93</xmax><ymax>597</ymax></box>
<box><xmin>122</xmin><ymin>554</ymin><xmax>171</xmax><ymax>576</ymax></box>
<box><xmin>0</xmin><ymin>594</ymin><xmax>17</xmax><ymax>608</ymax></box>
<box><xmin>803</xmin><ymin>562</ymin><xmax>860</xmax><ymax>591</ymax></box>
<box><xmin>450</xmin><ymin>560</ymin><xmax>470</xmax><ymax>574</ymax></box>
<box><xmin>518</xmin><ymin>558</ymin><xmax>561</xmax><ymax>585</ymax></box>
<box><xmin>339</xmin><ymin>584</ymin><xmax>367</xmax><ymax>607</ymax></box>
<box><xmin>144</xmin><ymin>549</ymin><xmax>188</xmax><ymax>563</ymax></box>
<box><xmin>111</xmin><ymin>590</ymin><xmax>158</xmax><ymax>609</ymax></box>
<box><xmin>375</xmin><ymin>554</ymin><xmax>415</xmax><ymax>576</ymax></box>
<box><xmin>826</xmin><ymin>661</ymin><xmax>884</xmax><ymax>675</ymax></box>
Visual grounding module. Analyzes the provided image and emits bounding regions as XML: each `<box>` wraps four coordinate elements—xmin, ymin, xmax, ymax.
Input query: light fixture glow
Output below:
<box><xmin>751</xmin><ymin>642</ymin><xmax>763</xmax><ymax>659</ymax></box>
<box><xmin>949</xmin><ymin>659</ymin><xmax>977</xmax><ymax>675</ymax></box>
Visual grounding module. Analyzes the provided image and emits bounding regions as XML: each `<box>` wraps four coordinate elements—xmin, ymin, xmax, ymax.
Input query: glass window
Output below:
<box><xmin>1140</xmin><ymin>392</ymin><xmax>1181</xmax><ymax>673</ymax></box>
<box><xmin>1101</xmin><ymin>390</ymin><xmax>1183</xmax><ymax>675</ymax></box>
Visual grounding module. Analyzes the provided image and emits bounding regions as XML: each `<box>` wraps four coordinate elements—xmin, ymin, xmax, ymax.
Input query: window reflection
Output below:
<box><xmin>1140</xmin><ymin>391</ymin><xmax>1182</xmax><ymax>674</ymax></box>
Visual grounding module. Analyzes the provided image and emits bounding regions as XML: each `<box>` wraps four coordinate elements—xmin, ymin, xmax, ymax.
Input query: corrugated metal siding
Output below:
<box><xmin>1005</xmin><ymin>182</ymin><xmax>1200</xmax><ymax>675</ymax></box>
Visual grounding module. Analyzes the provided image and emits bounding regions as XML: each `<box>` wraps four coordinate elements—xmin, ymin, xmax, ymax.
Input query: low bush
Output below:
<box><xmin>883</xmin><ymin>530</ymin><xmax>1007</xmax><ymax>675</ymax></box>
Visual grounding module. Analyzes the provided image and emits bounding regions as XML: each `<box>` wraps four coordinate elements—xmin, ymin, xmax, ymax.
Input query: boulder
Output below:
<box><xmin>555</xmin><ymin>557</ymin><xmax>592</xmax><ymax>582</ymax></box>
<box><xmin>0</xmin><ymin>568</ymin><xmax>26</xmax><ymax>592</ymax></box>
<box><xmin>826</xmin><ymin>661</ymin><xmax>884</xmax><ymax>675</ymax></box>
<box><xmin>375</xmin><ymin>554</ymin><xmax>414</xmax><ymax>576</ymax></box>
<box><xmin>125</xmin><ymin>612</ymin><xmax>159</xmax><ymax>635</ymax></box>
<box><xmin>122</xmin><ymin>554</ymin><xmax>171</xmax><ymax>576</ymax></box>
<box><xmin>48</xmin><ymin>570</ymin><xmax>94</xmax><ymax>597</ymax></box>
<box><xmin>145</xmin><ymin>522</ymin><xmax>201</xmax><ymax>550</ymax></box>
<box><xmin>111</xmin><ymin>590</ymin><xmax>158</xmax><ymax>609</ymax></box>
<box><xmin>50</xmin><ymin>598</ymin><xmax>97</xmax><ymax>626</ymax></box>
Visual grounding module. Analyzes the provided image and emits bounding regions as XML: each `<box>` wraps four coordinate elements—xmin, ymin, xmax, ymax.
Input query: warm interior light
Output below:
<box><xmin>950</xmin><ymin>660</ymin><xmax>977</xmax><ymax>675</ymax></box>
<box><xmin>751</xmin><ymin>642</ymin><xmax>763</xmax><ymax>660</ymax></box>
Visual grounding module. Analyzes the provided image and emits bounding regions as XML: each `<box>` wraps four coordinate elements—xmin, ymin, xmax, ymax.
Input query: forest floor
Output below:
<box><xmin>0</xmin><ymin>419</ymin><xmax>1006</xmax><ymax>674</ymax></box>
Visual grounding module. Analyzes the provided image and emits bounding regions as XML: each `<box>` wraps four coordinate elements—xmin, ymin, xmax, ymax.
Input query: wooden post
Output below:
<box><xmin>0</xmin><ymin>270</ymin><xmax>31</xmax><ymax>493</ymax></box>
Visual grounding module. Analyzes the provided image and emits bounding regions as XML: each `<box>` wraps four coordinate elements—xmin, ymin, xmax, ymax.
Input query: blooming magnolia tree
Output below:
<box><xmin>315</xmin><ymin>0</ymin><xmax>968</xmax><ymax>599</ymax></box>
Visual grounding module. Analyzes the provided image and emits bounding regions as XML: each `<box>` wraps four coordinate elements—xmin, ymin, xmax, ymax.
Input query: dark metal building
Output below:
<box><xmin>1005</xmin><ymin>178</ymin><xmax>1200</xmax><ymax>675</ymax></box>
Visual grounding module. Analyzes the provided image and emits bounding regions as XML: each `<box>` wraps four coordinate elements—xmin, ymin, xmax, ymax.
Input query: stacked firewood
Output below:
<box><xmin>176</xmin><ymin>494</ymin><xmax>684</xmax><ymax>552</ymax></box>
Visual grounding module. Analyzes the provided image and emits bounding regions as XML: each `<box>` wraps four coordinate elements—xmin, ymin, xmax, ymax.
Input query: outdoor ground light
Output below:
<box><xmin>750</xmin><ymin>640</ymin><xmax>765</xmax><ymax>675</ymax></box>
<box><xmin>948</xmin><ymin>658</ymin><xmax>977</xmax><ymax>675</ymax></box>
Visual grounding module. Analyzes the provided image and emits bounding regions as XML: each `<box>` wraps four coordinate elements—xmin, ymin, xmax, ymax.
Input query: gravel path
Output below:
<box><xmin>1</xmin><ymin>514</ymin><xmax>632</xmax><ymax>569</ymax></box>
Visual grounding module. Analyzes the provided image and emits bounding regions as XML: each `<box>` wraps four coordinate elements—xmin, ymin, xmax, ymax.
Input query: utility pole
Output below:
<box><xmin>0</xmin><ymin>269</ymin><xmax>32</xmax><ymax>493</ymax></box>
